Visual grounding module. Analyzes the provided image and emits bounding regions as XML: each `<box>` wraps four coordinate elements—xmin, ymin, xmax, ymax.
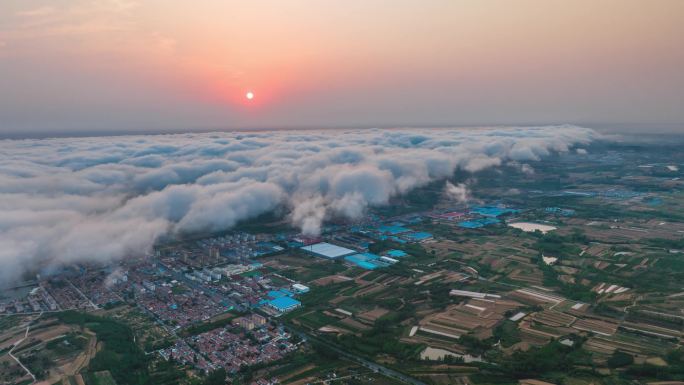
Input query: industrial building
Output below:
<box><xmin>268</xmin><ymin>297</ymin><xmax>301</xmax><ymax>313</ymax></box>
<box><xmin>344</xmin><ymin>252</ymin><xmax>391</xmax><ymax>270</ymax></box>
<box><xmin>300</xmin><ymin>242</ymin><xmax>356</xmax><ymax>259</ymax></box>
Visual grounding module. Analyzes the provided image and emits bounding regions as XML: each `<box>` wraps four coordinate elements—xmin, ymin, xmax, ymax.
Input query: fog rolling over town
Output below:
<box><xmin>0</xmin><ymin>125</ymin><xmax>595</xmax><ymax>285</ymax></box>
<box><xmin>3</xmin><ymin>125</ymin><xmax>684</xmax><ymax>385</ymax></box>
<box><xmin>2</xmin><ymin>1</ymin><xmax>684</xmax><ymax>384</ymax></box>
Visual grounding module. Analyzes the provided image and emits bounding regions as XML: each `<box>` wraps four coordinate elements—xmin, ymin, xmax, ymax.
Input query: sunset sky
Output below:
<box><xmin>1</xmin><ymin>0</ymin><xmax>683</xmax><ymax>133</ymax></box>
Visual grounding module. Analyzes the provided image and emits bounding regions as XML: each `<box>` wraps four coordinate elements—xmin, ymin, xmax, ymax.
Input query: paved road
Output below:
<box><xmin>9</xmin><ymin>312</ymin><xmax>42</xmax><ymax>383</ymax></box>
<box><xmin>291</xmin><ymin>327</ymin><xmax>426</xmax><ymax>385</ymax></box>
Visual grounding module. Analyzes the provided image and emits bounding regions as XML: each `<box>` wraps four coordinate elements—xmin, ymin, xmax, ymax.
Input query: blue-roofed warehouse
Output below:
<box><xmin>268</xmin><ymin>297</ymin><xmax>301</xmax><ymax>313</ymax></box>
<box><xmin>470</xmin><ymin>206</ymin><xmax>518</xmax><ymax>217</ymax></box>
<box><xmin>345</xmin><ymin>253</ymin><xmax>390</xmax><ymax>270</ymax></box>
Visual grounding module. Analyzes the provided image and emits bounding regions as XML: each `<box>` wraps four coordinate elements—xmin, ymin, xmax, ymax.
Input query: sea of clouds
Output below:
<box><xmin>0</xmin><ymin>125</ymin><xmax>597</xmax><ymax>285</ymax></box>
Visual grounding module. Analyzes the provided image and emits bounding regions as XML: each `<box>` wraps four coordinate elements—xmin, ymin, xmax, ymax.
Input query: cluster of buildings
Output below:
<box><xmin>458</xmin><ymin>206</ymin><xmax>519</xmax><ymax>229</ymax></box>
<box><xmin>183</xmin><ymin>262</ymin><xmax>265</xmax><ymax>283</ymax></box>
<box><xmin>112</xmin><ymin>262</ymin><xmax>301</xmax><ymax>327</ymax></box>
<box><xmin>0</xmin><ymin>266</ymin><xmax>131</xmax><ymax>315</ymax></box>
<box><xmin>427</xmin><ymin>204</ymin><xmax>520</xmax><ymax>229</ymax></box>
<box><xmin>344</xmin><ymin>252</ymin><xmax>397</xmax><ymax>270</ymax></box>
<box><xmin>197</xmin><ymin>233</ymin><xmax>258</xmax><ymax>248</ymax></box>
<box><xmin>545</xmin><ymin>207</ymin><xmax>576</xmax><ymax>216</ymax></box>
<box><xmin>69</xmin><ymin>270</ymin><xmax>123</xmax><ymax>306</ymax></box>
<box><xmin>161</xmin><ymin>232</ymin><xmax>285</xmax><ymax>269</ymax></box>
<box><xmin>233</xmin><ymin>313</ymin><xmax>268</xmax><ymax>330</ymax></box>
<box><xmin>294</xmin><ymin>217</ymin><xmax>434</xmax><ymax>271</ymax></box>
<box><xmin>160</xmin><ymin>323</ymin><xmax>296</xmax><ymax>374</ymax></box>
<box><xmin>300</xmin><ymin>242</ymin><xmax>406</xmax><ymax>270</ymax></box>
<box><xmin>138</xmin><ymin>285</ymin><xmax>228</xmax><ymax>328</ymax></box>
<box><xmin>42</xmin><ymin>279</ymin><xmax>94</xmax><ymax>310</ymax></box>
<box><xmin>0</xmin><ymin>285</ymin><xmax>59</xmax><ymax>314</ymax></box>
<box><xmin>262</xmin><ymin>290</ymin><xmax>302</xmax><ymax>314</ymax></box>
<box><xmin>354</xmin><ymin>223</ymin><xmax>434</xmax><ymax>244</ymax></box>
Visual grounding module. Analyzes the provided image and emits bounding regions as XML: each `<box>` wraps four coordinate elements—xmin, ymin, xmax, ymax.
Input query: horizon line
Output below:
<box><xmin>1</xmin><ymin>122</ymin><xmax>683</xmax><ymax>140</ymax></box>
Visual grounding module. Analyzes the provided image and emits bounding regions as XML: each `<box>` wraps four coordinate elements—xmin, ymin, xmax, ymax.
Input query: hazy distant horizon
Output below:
<box><xmin>1</xmin><ymin>122</ymin><xmax>683</xmax><ymax>141</ymax></box>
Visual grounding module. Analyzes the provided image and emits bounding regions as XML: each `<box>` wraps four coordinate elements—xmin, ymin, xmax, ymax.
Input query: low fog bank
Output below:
<box><xmin>0</xmin><ymin>125</ymin><xmax>597</xmax><ymax>285</ymax></box>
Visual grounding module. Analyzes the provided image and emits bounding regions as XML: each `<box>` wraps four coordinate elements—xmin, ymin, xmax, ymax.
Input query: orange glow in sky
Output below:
<box><xmin>1</xmin><ymin>0</ymin><xmax>683</xmax><ymax>131</ymax></box>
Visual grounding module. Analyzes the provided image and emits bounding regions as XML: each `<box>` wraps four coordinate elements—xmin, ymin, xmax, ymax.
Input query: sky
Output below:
<box><xmin>0</xmin><ymin>0</ymin><xmax>683</xmax><ymax>134</ymax></box>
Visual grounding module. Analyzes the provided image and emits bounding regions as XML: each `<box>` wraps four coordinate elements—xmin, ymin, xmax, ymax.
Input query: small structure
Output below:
<box><xmin>449</xmin><ymin>289</ymin><xmax>501</xmax><ymax>299</ymax></box>
<box><xmin>386</xmin><ymin>249</ymin><xmax>407</xmax><ymax>258</ymax></box>
<box><xmin>380</xmin><ymin>256</ymin><xmax>399</xmax><ymax>264</ymax></box>
<box><xmin>509</xmin><ymin>312</ymin><xmax>527</xmax><ymax>322</ymax></box>
<box><xmin>291</xmin><ymin>283</ymin><xmax>310</xmax><ymax>294</ymax></box>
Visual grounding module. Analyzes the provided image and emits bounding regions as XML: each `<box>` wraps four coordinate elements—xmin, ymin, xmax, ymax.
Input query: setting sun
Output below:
<box><xmin>246</xmin><ymin>92</ymin><xmax>254</xmax><ymax>100</ymax></box>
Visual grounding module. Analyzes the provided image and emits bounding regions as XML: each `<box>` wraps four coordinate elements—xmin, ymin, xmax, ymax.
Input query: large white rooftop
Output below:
<box><xmin>301</xmin><ymin>242</ymin><xmax>356</xmax><ymax>259</ymax></box>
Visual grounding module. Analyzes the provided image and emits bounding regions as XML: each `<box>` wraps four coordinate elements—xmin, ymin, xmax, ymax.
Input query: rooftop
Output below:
<box><xmin>301</xmin><ymin>242</ymin><xmax>356</xmax><ymax>259</ymax></box>
<box><xmin>377</xmin><ymin>225</ymin><xmax>410</xmax><ymax>235</ymax></box>
<box><xmin>387</xmin><ymin>249</ymin><xmax>407</xmax><ymax>258</ymax></box>
<box><xmin>269</xmin><ymin>296</ymin><xmax>301</xmax><ymax>311</ymax></box>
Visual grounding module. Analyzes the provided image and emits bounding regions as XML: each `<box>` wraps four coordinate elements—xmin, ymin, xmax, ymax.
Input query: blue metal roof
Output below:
<box><xmin>268</xmin><ymin>290</ymin><xmax>287</xmax><ymax>299</ymax></box>
<box><xmin>387</xmin><ymin>249</ymin><xmax>407</xmax><ymax>257</ymax></box>
<box><xmin>269</xmin><ymin>296</ymin><xmax>301</xmax><ymax>311</ymax></box>
<box><xmin>405</xmin><ymin>232</ymin><xmax>432</xmax><ymax>241</ymax></box>
<box><xmin>377</xmin><ymin>225</ymin><xmax>410</xmax><ymax>235</ymax></box>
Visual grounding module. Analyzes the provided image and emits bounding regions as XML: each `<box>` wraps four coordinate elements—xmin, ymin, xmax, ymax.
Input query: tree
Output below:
<box><xmin>203</xmin><ymin>368</ymin><xmax>227</xmax><ymax>385</ymax></box>
<box><xmin>607</xmin><ymin>350</ymin><xmax>634</xmax><ymax>368</ymax></box>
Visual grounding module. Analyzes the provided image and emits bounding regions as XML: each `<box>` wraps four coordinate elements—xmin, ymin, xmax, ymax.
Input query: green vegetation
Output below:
<box><xmin>170</xmin><ymin>285</ymin><xmax>188</xmax><ymax>294</ymax></box>
<box><xmin>335</xmin><ymin>311</ymin><xmax>422</xmax><ymax>360</ymax></box>
<box><xmin>91</xmin><ymin>370</ymin><xmax>118</xmax><ymax>385</ymax></box>
<box><xmin>621</xmin><ymin>348</ymin><xmax>684</xmax><ymax>381</ymax></box>
<box><xmin>179</xmin><ymin>311</ymin><xmax>242</xmax><ymax>337</ymax></box>
<box><xmin>57</xmin><ymin>311</ymin><xmax>185</xmax><ymax>385</ymax></box>
<box><xmin>0</xmin><ymin>315</ymin><xmax>21</xmax><ymax>330</ymax></box>
<box><xmin>200</xmin><ymin>368</ymin><xmax>226</xmax><ymax>385</ymax></box>
<box><xmin>533</xmin><ymin>232</ymin><xmax>585</xmax><ymax>258</ymax></box>
<box><xmin>297</xmin><ymin>281</ymin><xmax>355</xmax><ymax>307</ymax></box>
<box><xmin>475</xmin><ymin>340</ymin><xmax>591</xmax><ymax>383</ymax></box>
<box><xmin>279</xmin><ymin>257</ymin><xmax>348</xmax><ymax>282</ymax></box>
<box><xmin>295</xmin><ymin>311</ymin><xmax>338</xmax><ymax>330</ymax></box>
<box><xmin>607</xmin><ymin>350</ymin><xmax>634</xmax><ymax>368</ymax></box>
<box><xmin>538</xmin><ymin>262</ymin><xmax>596</xmax><ymax>302</ymax></box>
<box><xmin>45</xmin><ymin>332</ymin><xmax>88</xmax><ymax>355</ymax></box>
<box><xmin>493</xmin><ymin>321</ymin><xmax>522</xmax><ymax>348</ymax></box>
